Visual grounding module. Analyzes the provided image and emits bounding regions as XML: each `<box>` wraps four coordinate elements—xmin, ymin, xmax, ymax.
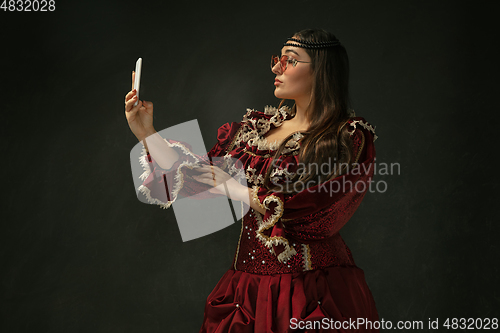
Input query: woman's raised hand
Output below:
<box><xmin>124</xmin><ymin>71</ymin><xmax>155</xmax><ymax>142</ymax></box>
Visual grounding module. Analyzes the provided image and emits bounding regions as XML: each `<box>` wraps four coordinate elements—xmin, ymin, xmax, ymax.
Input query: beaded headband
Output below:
<box><xmin>283</xmin><ymin>37</ymin><xmax>341</xmax><ymax>49</ymax></box>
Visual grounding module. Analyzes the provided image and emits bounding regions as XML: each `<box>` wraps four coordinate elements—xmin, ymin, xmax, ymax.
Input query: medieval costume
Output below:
<box><xmin>138</xmin><ymin>105</ymin><xmax>379</xmax><ymax>332</ymax></box>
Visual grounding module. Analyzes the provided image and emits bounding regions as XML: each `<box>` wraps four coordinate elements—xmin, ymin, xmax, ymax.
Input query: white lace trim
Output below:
<box><xmin>251</xmin><ymin>186</ymin><xmax>297</xmax><ymax>263</ymax></box>
<box><xmin>245</xmin><ymin>166</ymin><xmax>266</xmax><ymax>186</ymax></box>
<box><xmin>270</xmin><ymin>166</ymin><xmax>297</xmax><ymax>184</ymax></box>
<box><xmin>237</xmin><ymin>127</ymin><xmax>303</xmax><ymax>153</ymax></box>
<box><xmin>137</xmin><ymin>184</ymin><xmax>171</xmax><ymax>209</ymax></box>
<box><xmin>238</xmin><ymin>106</ymin><xmax>303</xmax><ymax>153</ymax></box>
<box><xmin>222</xmin><ymin>153</ymin><xmax>246</xmax><ymax>183</ymax></box>
<box><xmin>348</xmin><ymin>119</ymin><xmax>378</xmax><ymax>142</ymax></box>
<box><xmin>137</xmin><ymin>140</ymin><xmax>201</xmax><ymax>209</ymax></box>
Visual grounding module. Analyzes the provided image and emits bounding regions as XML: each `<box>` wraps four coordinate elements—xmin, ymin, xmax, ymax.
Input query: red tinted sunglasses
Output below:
<box><xmin>270</xmin><ymin>55</ymin><xmax>310</xmax><ymax>72</ymax></box>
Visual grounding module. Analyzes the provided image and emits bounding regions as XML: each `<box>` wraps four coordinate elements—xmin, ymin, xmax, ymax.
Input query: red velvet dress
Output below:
<box><xmin>137</xmin><ymin>106</ymin><xmax>379</xmax><ymax>332</ymax></box>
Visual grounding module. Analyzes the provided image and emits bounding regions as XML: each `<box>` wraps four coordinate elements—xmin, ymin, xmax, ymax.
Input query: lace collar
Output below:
<box><xmin>239</xmin><ymin>105</ymin><xmax>304</xmax><ymax>153</ymax></box>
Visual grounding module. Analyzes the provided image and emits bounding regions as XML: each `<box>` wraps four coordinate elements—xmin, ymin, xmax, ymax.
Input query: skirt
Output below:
<box><xmin>199</xmin><ymin>266</ymin><xmax>379</xmax><ymax>332</ymax></box>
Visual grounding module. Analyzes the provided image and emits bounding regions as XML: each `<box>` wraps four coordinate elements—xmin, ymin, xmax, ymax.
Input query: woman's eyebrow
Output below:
<box><xmin>283</xmin><ymin>49</ymin><xmax>300</xmax><ymax>56</ymax></box>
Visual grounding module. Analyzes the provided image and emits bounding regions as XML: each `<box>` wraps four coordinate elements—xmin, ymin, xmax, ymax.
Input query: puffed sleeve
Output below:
<box><xmin>137</xmin><ymin>121</ymin><xmax>242</xmax><ymax>209</ymax></box>
<box><xmin>250</xmin><ymin>119</ymin><xmax>377</xmax><ymax>262</ymax></box>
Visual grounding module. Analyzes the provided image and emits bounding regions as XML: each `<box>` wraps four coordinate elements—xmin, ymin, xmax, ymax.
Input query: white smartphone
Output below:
<box><xmin>133</xmin><ymin>58</ymin><xmax>142</xmax><ymax>106</ymax></box>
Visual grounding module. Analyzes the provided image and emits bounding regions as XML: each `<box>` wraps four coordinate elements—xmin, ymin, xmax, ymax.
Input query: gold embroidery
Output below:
<box><xmin>236</xmin><ymin>106</ymin><xmax>303</xmax><ymax>154</ymax></box>
<box><xmin>243</xmin><ymin>149</ymin><xmax>272</xmax><ymax>158</ymax></box>
<box><xmin>245</xmin><ymin>167</ymin><xmax>266</xmax><ymax>186</ymax></box>
<box><xmin>302</xmin><ymin>244</ymin><xmax>312</xmax><ymax>271</ymax></box>
<box><xmin>233</xmin><ymin>202</ymin><xmax>246</xmax><ymax>270</ymax></box>
<box><xmin>251</xmin><ymin>186</ymin><xmax>297</xmax><ymax>263</ymax></box>
<box><xmin>348</xmin><ymin>119</ymin><xmax>377</xmax><ymax>142</ymax></box>
<box><xmin>226</xmin><ymin>126</ymin><xmax>243</xmax><ymax>154</ymax></box>
<box><xmin>243</xmin><ymin>148</ymin><xmax>299</xmax><ymax>158</ymax></box>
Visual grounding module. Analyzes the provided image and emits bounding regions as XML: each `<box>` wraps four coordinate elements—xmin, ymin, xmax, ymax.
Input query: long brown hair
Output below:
<box><xmin>264</xmin><ymin>28</ymin><xmax>354</xmax><ymax>193</ymax></box>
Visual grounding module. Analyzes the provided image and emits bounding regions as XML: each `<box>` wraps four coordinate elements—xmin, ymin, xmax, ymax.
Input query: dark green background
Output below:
<box><xmin>1</xmin><ymin>0</ymin><xmax>498</xmax><ymax>331</ymax></box>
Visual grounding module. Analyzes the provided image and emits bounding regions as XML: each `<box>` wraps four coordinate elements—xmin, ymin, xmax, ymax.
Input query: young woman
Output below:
<box><xmin>125</xmin><ymin>28</ymin><xmax>379</xmax><ymax>332</ymax></box>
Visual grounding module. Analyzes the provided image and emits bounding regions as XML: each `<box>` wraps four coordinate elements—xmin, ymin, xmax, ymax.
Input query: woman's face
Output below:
<box><xmin>272</xmin><ymin>45</ymin><xmax>313</xmax><ymax>101</ymax></box>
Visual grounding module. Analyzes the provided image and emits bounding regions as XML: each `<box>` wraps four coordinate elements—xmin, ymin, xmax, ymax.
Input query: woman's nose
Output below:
<box><xmin>271</xmin><ymin>62</ymin><xmax>283</xmax><ymax>75</ymax></box>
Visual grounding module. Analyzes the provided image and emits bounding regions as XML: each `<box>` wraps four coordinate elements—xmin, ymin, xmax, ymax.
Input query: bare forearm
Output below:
<box><xmin>192</xmin><ymin>164</ymin><xmax>267</xmax><ymax>215</ymax></box>
<box><xmin>140</xmin><ymin>131</ymin><xmax>180</xmax><ymax>170</ymax></box>
<box><xmin>240</xmin><ymin>186</ymin><xmax>266</xmax><ymax>215</ymax></box>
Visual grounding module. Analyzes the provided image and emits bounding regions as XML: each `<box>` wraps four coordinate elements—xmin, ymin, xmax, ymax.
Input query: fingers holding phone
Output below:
<box><xmin>125</xmin><ymin>87</ymin><xmax>141</xmax><ymax>113</ymax></box>
<box><xmin>124</xmin><ymin>58</ymin><xmax>155</xmax><ymax>141</ymax></box>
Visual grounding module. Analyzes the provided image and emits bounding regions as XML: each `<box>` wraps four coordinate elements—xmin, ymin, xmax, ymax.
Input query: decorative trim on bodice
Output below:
<box><xmin>233</xmin><ymin>105</ymin><xmax>305</xmax><ymax>154</ymax></box>
<box><xmin>302</xmin><ymin>244</ymin><xmax>312</xmax><ymax>271</ymax></box>
<box><xmin>348</xmin><ymin>119</ymin><xmax>378</xmax><ymax>142</ymax></box>
<box><xmin>251</xmin><ymin>186</ymin><xmax>297</xmax><ymax>263</ymax></box>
